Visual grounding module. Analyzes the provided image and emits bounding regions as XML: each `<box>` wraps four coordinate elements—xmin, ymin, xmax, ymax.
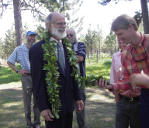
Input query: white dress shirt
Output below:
<box><xmin>110</xmin><ymin>51</ymin><xmax>122</xmax><ymax>84</ymax></box>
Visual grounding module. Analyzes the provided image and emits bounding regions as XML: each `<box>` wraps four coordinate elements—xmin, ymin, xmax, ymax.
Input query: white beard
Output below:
<box><xmin>51</xmin><ymin>24</ymin><xmax>66</xmax><ymax>39</ymax></box>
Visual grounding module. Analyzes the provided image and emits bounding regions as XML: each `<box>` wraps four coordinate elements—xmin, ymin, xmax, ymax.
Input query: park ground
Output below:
<box><xmin>0</xmin><ymin>57</ymin><xmax>116</xmax><ymax>128</ymax></box>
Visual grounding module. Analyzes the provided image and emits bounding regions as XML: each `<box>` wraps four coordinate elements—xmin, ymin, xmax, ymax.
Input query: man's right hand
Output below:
<box><xmin>76</xmin><ymin>55</ymin><xmax>84</xmax><ymax>63</ymax></box>
<box><xmin>18</xmin><ymin>69</ymin><xmax>30</xmax><ymax>75</ymax></box>
<box><xmin>41</xmin><ymin>109</ymin><xmax>54</xmax><ymax>121</ymax></box>
<box><xmin>97</xmin><ymin>78</ymin><xmax>120</xmax><ymax>101</ymax></box>
<box><xmin>96</xmin><ymin>78</ymin><xmax>113</xmax><ymax>90</ymax></box>
<box><xmin>130</xmin><ymin>73</ymin><xmax>149</xmax><ymax>88</ymax></box>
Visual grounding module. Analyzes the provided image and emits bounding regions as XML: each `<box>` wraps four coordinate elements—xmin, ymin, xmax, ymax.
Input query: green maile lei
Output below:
<box><xmin>42</xmin><ymin>31</ymin><xmax>83</xmax><ymax>119</ymax></box>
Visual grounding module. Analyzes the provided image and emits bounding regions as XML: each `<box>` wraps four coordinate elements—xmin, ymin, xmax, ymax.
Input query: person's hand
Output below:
<box><xmin>96</xmin><ymin>78</ymin><xmax>107</xmax><ymax>88</ymax></box>
<box><xmin>18</xmin><ymin>69</ymin><xmax>30</xmax><ymax>75</ymax></box>
<box><xmin>41</xmin><ymin>109</ymin><xmax>54</xmax><ymax>121</ymax></box>
<box><xmin>120</xmin><ymin>89</ymin><xmax>140</xmax><ymax>97</ymax></box>
<box><xmin>96</xmin><ymin>78</ymin><xmax>113</xmax><ymax>90</ymax></box>
<box><xmin>76</xmin><ymin>100</ymin><xmax>84</xmax><ymax>112</ymax></box>
<box><xmin>130</xmin><ymin>73</ymin><xmax>149</xmax><ymax>88</ymax></box>
<box><xmin>76</xmin><ymin>55</ymin><xmax>84</xmax><ymax>63</ymax></box>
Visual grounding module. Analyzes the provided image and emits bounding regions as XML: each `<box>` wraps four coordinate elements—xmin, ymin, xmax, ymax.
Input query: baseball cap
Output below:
<box><xmin>26</xmin><ymin>31</ymin><xmax>37</xmax><ymax>36</ymax></box>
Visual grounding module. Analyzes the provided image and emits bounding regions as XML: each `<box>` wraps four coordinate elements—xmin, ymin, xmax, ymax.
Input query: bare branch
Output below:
<box><xmin>21</xmin><ymin>0</ymin><xmax>46</xmax><ymax>20</ymax></box>
<box><xmin>0</xmin><ymin>0</ymin><xmax>12</xmax><ymax>16</ymax></box>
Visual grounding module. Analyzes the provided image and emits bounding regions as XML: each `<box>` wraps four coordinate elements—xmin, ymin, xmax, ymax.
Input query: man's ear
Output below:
<box><xmin>129</xmin><ymin>24</ymin><xmax>135</xmax><ymax>30</ymax></box>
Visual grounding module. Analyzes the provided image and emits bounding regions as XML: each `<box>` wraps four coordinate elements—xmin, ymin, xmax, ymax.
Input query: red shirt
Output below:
<box><xmin>116</xmin><ymin>34</ymin><xmax>149</xmax><ymax>97</ymax></box>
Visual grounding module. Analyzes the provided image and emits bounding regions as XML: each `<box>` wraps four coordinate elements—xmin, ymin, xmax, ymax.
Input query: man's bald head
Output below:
<box><xmin>45</xmin><ymin>12</ymin><xmax>64</xmax><ymax>26</ymax></box>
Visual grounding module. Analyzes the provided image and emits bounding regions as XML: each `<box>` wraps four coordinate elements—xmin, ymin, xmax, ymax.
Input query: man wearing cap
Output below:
<box><xmin>7</xmin><ymin>31</ymin><xmax>41</xmax><ymax>128</ymax></box>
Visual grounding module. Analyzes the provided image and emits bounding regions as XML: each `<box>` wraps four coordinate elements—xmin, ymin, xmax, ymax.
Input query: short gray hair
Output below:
<box><xmin>111</xmin><ymin>14</ymin><xmax>138</xmax><ymax>32</ymax></box>
<box><xmin>45</xmin><ymin>13</ymin><xmax>55</xmax><ymax>31</ymax></box>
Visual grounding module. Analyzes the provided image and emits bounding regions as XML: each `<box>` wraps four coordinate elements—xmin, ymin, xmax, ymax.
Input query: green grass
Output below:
<box><xmin>0</xmin><ymin>57</ymin><xmax>115</xmax><ymax>128</ymax></box>
<box><xmin>0</xmin><ymin>58</ymin><xmax>112</xmax><ymax>84</ymax></box>
<box><xmin>86</xmin><ymin>57</ymin><xmax>111</xmax><ymax>79</ymax></box>
<box><xmin>0</xmin><ymin>66</ymin><xmax>21</xmax><ymax>84</ymax></box>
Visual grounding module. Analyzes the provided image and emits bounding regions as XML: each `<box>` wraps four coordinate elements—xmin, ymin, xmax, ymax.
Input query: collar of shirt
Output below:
<box><xmin>23</xmin><ymin>44</ymin><xmax>29</xmax><ymax>51</ymax></box>
<box><xmin>129</xmin><ymin>35</ymin><xmax>146</xmax><ymax>62</ymax></box>
<box><xmin>50</xmin><ymin>37</ymin><xmax>64</xmax><ymax>57</ymax></box>
<box><xmin>50</xmin><ymin>37</ymin><xmax>62</xmax><ymax>44</ymax></box>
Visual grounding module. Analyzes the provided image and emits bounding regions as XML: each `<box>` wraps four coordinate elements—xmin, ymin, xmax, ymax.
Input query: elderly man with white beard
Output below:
<box><xmin>29</xmin><ymin>12</ymin><xmax>84</xmax><ymax>128</ymax></box>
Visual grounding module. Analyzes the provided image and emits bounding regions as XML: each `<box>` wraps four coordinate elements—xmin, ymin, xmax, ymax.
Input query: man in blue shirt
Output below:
<box><xmin>67</xmin><ymin>28</ymin><xmax>86</xmax><ymax>128</ymax></box>
<box><xmin>7</xmin><ymin>31</ymin><xmax>40</xmax><ymax>128</ymax></box>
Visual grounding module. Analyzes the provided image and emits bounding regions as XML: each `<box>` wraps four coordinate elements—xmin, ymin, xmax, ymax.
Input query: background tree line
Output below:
<box><xmin>0</xmin><ymin>25</ymin><xmax>118</xmax><ymax>61</ymax></box>
<box><xmin>0</xmin><ymin>0</ymin><xmax>148</xmax><ymax>63</ymax></box>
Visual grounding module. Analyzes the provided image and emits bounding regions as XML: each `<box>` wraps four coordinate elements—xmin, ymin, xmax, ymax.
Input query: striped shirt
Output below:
<box><xmin>73</xmin><ymin>42</ymin><xmax>86</xmax><ymax>59</ymax></box>
<box><xmin>72</xmin><ymin>42</ymin><xmax>86</xmax><ymax>77</ymax></box>
<box><xmin>8</xmin><ymin>44</ymin><xmax>31</xmax><ymax>72</ymax></box>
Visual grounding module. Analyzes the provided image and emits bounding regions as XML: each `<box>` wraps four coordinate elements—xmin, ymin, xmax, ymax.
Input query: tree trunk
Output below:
<box><xmin>96</xmin><ymin>50</ymin><xmax>99</xmax><ymax>63</ymax></box>
<box><xmin>140</xmin><ymin>0</ymin><xmax>149</xmax><ymax>34</ymax></box>
<box><xmin>87</xmin><ymin>52</ymin><xmax>90</xmax><ymax>64</ymax></box>
<box><xmin>13</xmin><ymin>0</ymin><xmax>22</xmax><ymax>46</ymax></box>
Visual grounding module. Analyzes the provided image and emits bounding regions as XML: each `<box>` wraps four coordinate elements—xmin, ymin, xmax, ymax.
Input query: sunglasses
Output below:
<box><xmin>67</xmin><ymin>34</ymin><xmax>73</xmax><ymax>37</ymax></box>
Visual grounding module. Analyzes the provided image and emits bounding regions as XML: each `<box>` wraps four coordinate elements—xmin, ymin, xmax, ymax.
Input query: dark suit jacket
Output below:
<box><xmin>29</xmin><ymin>40</ymin><xmax>82</xmax><ymax>113</ymax></box>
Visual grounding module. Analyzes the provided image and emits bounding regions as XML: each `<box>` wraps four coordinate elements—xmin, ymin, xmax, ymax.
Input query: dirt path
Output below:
<box><xmin>0</xmin><ymin>83</ymin><xmax>115</xmax><ymax>128</ymax></box>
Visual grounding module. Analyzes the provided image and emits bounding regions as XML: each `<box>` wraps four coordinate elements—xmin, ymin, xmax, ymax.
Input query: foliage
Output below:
<box><xmin>0</xmin><ymin>0</ymin><xmax>83</xmax><ymax>47</ymax></box>
<box><xmin>133</xmin><ymin>11</ymin><xmax>142</xmax><ymax>26</ymax></box>
<box><xmin>35</xmin><ymin>25</ymin><xmax>45</xmax><ymax>41</ymax></box>
<box><xmin>42</xmin><ymin>32</ymin><xmax>61</xmax><ymax>119</ymax></box>
<box><xmin>103</xmin><ymin>32</ymin><xmax>117</xmax><ymax>55</ymax></box>
<box><xmin>98</xmin><ymin>0</ymin><xmax>132</xmax><ymax>5</ymax></box>
<box><xmin>0</xmin><ymin>65</ymin><xmax>21</xmax><ymax>84</ymax></box>
<box><xmin>0</xmin><ymin>29</ymin><xmax>16</xmax><ymax>59</ymax></box>
<box><xmin>39</xmin><ymin>0</ymin><xmax>69</xmax><ymax>13</ymax></box>
<box><xmin>0</xmin><ymin>56</ymin><xmax>112</xmax><ymax>86</ymax></box>
<box><xmin>0</xmin><ymin>26</ymin><xmax>33</xmax><ymax>60</ymax></box>
<box><xmin>83</xmin><ymin>29</ymin><xmax>103</xmax><ymax>58</ymax></box>
<box><xmin>0</xmin><ymin>38</ymin><xmax>3</xmax><ymax>58</ymax></box>
<box><xmin>85</xmin><ymin>75</ymin><xmax>110</xmax><ymax>87</ymax></box>
<box><xmin>0</xmin><ymin>0</ymin><xmax>84</xmax><ymax>48</ymax></box>
<box><xmin>42</xmin><ymin>31</ymin><xmax>82</xmax><ymax>119</ymax></box>
<box><xmin>65</xmin><ymin>0</ymin><xmax>84</xmax><ymax>33</ymax></box>
<box><xmin>85</xmin><ymin>58</ymin><xmax>111</xmax><ymax>87</ymax></box>
<box><xmin>0</xmin><ymin>0</ymin><xmax>67</xmax><ymax>19</ymax></box>
<box><xmin>86</xmin><ymin>57</ymin><xmax>111</xmax><ymax>80</ymax></box>
<box><xmin>21</xmin><ymin>0</ymin><xmax>83</xmax><ymax>20</ymax></box>
<box><xmin>103</xmin><ymin>60</ymin><xmax>112</xmax><ymax>67</ymax></box>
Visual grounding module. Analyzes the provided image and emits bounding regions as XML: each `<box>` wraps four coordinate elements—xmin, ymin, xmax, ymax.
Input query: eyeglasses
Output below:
<box><xmin>67</xmin><ymin>34</ymin><xmax>73</xmax><ymax>37</ymax></box>
<box><xmin>56</xmin><ymin>22</ymin><xmax>66</xmax><ymax>26</ymax></box>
